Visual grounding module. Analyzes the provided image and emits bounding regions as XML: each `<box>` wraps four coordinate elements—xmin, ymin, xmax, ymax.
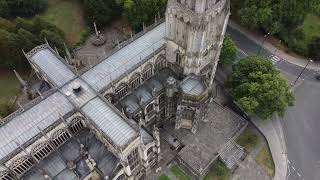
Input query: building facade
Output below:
<box><xmin>0</xmin><ymin>0</ymin><xmax>230</xmax><ymax>179</ymax></box>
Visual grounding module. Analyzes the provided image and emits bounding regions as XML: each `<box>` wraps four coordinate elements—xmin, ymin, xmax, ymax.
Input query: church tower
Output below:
<box><xmin>165</xmin><ymin>0</ymin><xmax>230</xmax><ymax>87</ymax></box>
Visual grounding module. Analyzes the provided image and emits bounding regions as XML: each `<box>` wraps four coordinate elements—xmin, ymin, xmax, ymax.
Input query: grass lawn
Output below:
<box><xmin>158</xmin><ymin>174</ymin><xmax>170</xmax><ymax>180</ymax></box>
<box><xmin>256</xmin><ymin>145</ymin><xmax>275</xmax><ymax>177</ymax></box>
<box><xmin>300</xmin><ymin>14</ymin><xmax>320</xmax><ymax>42</ymax></box>
<box><xmin>170</xmin><ymin>166</ymin><xmax>190</xmax><ymax>180</ymax></box>
<box><xmin>40</xmin><ymin>0</ymin><xmax>87</xmax><ymax>46</ymax></box>
<box><xmin>0</xmin><ymin>72</ymin><xmax>20</xmax><ymax>104</ymax></box>
<box><xmin>204</xmin><ymin>160</ymin><xmax>230</xmax><ymax>180</ymax></box>
<box><xmin>236</xmin><ymin>127</ymin><xmax>259</xmax><ymax>153</ymax></box>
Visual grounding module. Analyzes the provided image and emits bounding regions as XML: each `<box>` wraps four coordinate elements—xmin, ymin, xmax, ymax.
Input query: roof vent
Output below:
<box><xmin>72</xmin><ymin>82</ymin><xmax>82</xmax><ymax>94</ymax></box>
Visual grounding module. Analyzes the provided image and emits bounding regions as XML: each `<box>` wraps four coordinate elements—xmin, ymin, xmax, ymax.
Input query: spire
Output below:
<box><xmin>64</xmin><ymin>42</ymin><xmax>72</xmax><ymax>61</ymax></box>
<box><xmin>13</xmin><ymin>69</ymin><xmax>27</xmax><ymax>87</ymax></box>
<box><xmin>93</xmin><ymin>22</ymin><xmax>99</xmax><ymax>36</ymax></box>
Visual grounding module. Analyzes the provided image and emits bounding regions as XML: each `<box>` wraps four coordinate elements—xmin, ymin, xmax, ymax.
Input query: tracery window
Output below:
<box><xmin>31</xmin><ymin>142</ymin><xmax>54</xmax><ymax>161</ymax></box>
<box><xmin>146</xmin><ymin>104</ymin><xmax>154</xmax><ymax>114</ymax></box>
<box><xmin>51</xmin><ymin>129</ymin><xmax>71</xmax><ymax>147</ymax></box>
<box><xmin>155</xmin><ymin>58</ymin><xmax>166</xmax><ymax>71</ymax></box>
<box><xmin>158</xmin><ymin>94</ymin><xmax>166</xmax><ymax>107</ymax></box>
<box><xmin>143</xmin><ymin>64</ymin><xmax>153</xmax><ymax>80</ymax></box>
<box><xmin>10</xmin><ymin>156</ymin><xmax>34</xmax><ymax>177</ymax></box>
<box><xmin>128</xmin><ymin>148</ymin><xmax>139</xmax><ymax>171</ymax></box>
<box><xmin>116</xmin><ymin>83</ymin><xmax>129</xmax><ymax>99</ymax></box>
<box><xmin>116</xmin><ymin>174</ymin><xmax>125</xmax><ymax>180</ymax></box>
<box><xmin>147</xmin><ymin>147</ymin><xmax>153</xmax><ymax>155</ymax></box>
<box><xmin>0</xmin><ymin>171</ymin><xmax>14</xmax><ymax>180</ymax></box>
<box><xmin>70</xmin><ymin>116</ymin><xmax>85</xmax><ymax>134</ymax></box>
<box><xmin>130</xmin><ymin>74</ymin><xmax>141</xmax><ymax>89</ymax></box>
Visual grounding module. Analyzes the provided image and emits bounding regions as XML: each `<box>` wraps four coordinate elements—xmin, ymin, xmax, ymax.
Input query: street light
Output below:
<box><xmin>258</xmin><ymin>32</ymin><xmax>271</xmax><ymax>55</ymax></box>
<box><xmin>291</xmin><ymin>59</ymin><xmax>313</xmax><ymax>87</ymax></box>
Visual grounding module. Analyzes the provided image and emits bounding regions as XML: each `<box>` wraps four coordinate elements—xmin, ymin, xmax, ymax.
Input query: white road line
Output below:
<box><xmin>292</xmin><ymin>166</ymin><xmax>296</xmax><ymax>171</ymax></box>
<box><xmin>297</xmin><ymin>172</ymin><xmax>301</xmax><ymax>177</ymax></box>
<box><xmin>288</xmin><ymin>160</ymin><xmax>291</xmax><ymax>164</ymax></box>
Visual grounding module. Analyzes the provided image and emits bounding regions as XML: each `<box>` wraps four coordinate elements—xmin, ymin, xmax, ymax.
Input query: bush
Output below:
<box><xmin>0</xmin><ymin>100</ymin><xmax>15</xmax><ymax>118</ymax></box>
<box><xmin>7</xmin><ymin>0</ymin><xmax>48</xmax><ymax>18</ymax></box>
<box><xmin>308</xmin><ymin>36</ymin><xmax>320</xmax><ymax>61</ymax></box>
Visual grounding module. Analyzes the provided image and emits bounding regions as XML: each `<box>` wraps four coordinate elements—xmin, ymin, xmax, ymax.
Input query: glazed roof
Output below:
<box><xmin>180</xmin><ymin>76</ymin><xmax>206</xmax><ymax>96</ymax></box>
<box><xmin>82</xmin><ymin>22</ymin><xmax>166</xmax><ymax>92</ymax></box>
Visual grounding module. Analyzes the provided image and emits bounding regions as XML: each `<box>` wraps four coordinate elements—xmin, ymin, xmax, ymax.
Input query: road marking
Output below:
<box><xmin>292</xmin><ymin>166</ymin><xmax>296</xmax><ymax>171</ymax></box>
<box><xmin>288</xmin><ymin>160</ymin><xmax>290</xmax><ymax>164</ymax></box>
<box><xmin>269</xmin><ymin>55</ymin><xmax>282</xmax><ymax>64</ymax></box>
<box><xmin>297</xmin><ymin>172</ymin><xmax>301</xmax><ymax>177</ymax></box>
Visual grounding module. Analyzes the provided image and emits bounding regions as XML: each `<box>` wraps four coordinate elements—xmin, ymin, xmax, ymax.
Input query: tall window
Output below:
<box><xmin>0</xmin><ymin>172</ymin><xmax>14</xmax><ymax>180</ymax></box>
<box><xmin>128</xmin><ymin>148</ymin><xmax>139</xmax><ymax>171</ymax></box>
<box><xmin>116</xmin><ymin>84</ymin><xmax>129</xmax><ymax>99</ymax></box>
<box><xmin>155</xmin><ymin>60</ymin><xmax>166</xmax><ymax>71</ymax></box>
<box><xmin>146</xmin><ymin>104</ymin><xmax>154</xmax><ymax>114</ymax></box>
<box><xmin>176</xmin><ymin>53</ymin><xmax>181</xmax><ymax>65</ymax></box>
<box><xmin>31</xmin><ymin>142</ymin><xmax>54</xmax><ymax>161</ymax></box>
<box><xmin>143</xmin><ymin>64</ymin><xmax>153</xmax><ymax>80</ymax></box>
<box><xmin>10</xmin><ymin>156</ymin><xmax>34</xmax><ymax>177</ymax></box>
<box><xmin>51</xmin><ymin>129</ymin><xmax>71</xmax><ymax>147</ymax></box>
<box><xmin>158</xmin><ymin>94</ymin><xmax>166</xmax><ymax>107</ymax></box>
<box><xmin>70</xmin><ymin>117</ymin><xmax>85</xmax><ymax>134</ymax></box>
<box><xmin>130</xmin><ymin>74</ymin><xmax>141</xmax><ymax>89</ymax></box>
<box><xmin>182</xmin><ymin>108</ymin><xmax>195</xmax><ymax>120</ymax></box>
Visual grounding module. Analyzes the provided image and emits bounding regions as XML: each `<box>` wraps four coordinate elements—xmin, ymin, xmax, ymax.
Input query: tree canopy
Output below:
<box><xmin>0</xmin><ymin>0</ymin><xmax>48</xmax><ymax>18</ymax></box>
<box><xmin>308</xmin><ymin>37</ymin><xmax>320</xmax><ymax>61</ymax></box>
<box><xmin>228</xmin><ymin>55</ymin><xmax>294</xmax><ymax>119</ymax></box>
<box><xmin>219</xmin><ymin>34</ymin><xmax>237</xmax><ymax>67</ymax></box>
<box><xmin>81</xmin><ymin>0</ymin><xmax>121</xmax><ymax>28</ymax></box>
<box><xmin>0</xmin><ymin>16</ymin><xmax>65</xmax><ymax>70</ymax></box>
<box><xmin>118</xmin><ymin>0</ymin><xmax>167</xmax><ymax>31</ymax></box>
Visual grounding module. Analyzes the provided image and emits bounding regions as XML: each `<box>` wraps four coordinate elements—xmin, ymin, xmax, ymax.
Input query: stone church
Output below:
<box><xmin>0</xmin><ymin>0</ymin><xmax>230</xmax><ymax>179</ymax></box>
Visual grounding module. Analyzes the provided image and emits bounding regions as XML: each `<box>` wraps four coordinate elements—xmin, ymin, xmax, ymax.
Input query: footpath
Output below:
<box><xmin>228</xmin><ymin>20</ymin><xmax>320</xmax><ymax>71</ymax></box>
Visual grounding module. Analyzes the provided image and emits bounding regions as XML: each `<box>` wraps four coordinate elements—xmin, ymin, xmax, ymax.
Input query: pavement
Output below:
<box><xmin>227</xmin><ymin>20</ymin><xmax>320</xmax><ymax>180</ymax></box>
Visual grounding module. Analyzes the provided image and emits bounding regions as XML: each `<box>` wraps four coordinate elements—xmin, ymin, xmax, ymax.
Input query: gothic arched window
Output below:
<box><xmin>158</xmin><ymin>94</ymin><xmax>166</xmax><ymax>107</ymax></box>
<box><xmin>51</xmin><ymin>129</ymin><xmax>71</xmax><ymax>147</ymax></box>
<box><xmin>130</xmin><ymin>73</ymin><xmax>141</xmax><ymax>89</ymax></box>
<box><xmin>70</xmin><ymin>116</ymin><xmax>85</xmax><ymax>134</ymax></box>
<box><xmin>10</xmin><ymin>156</ymin><xmax>34</xmax><ymax>177</ymax></box>
<box><xmin>116</xmin><ymin>83</ymin><xmax>129</xmax><ymax>99</ymax></box>
<box><xmin>31</xmin><ymin>142</ymin><xmax>54</xmax><ymax>161</ymax></box>
<box><xmin>143</xmin><ymin>64</ymin><xmax>154</xmax><ymax>80</ymax></box>
<box><xmin>0</xmin><ymin>171</ymin><xmax>14</xmax><ymax>180</ymax></box>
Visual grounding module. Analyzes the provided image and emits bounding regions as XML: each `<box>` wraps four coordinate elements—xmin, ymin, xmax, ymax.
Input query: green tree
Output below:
<box><xmin>0</xmin><ymin>0</ymin><xmax>9</xmax><ymax>18</ymax></box>
<box><xmin>308</xmin><ymin>37</ymin><xmax>320</xmax><ymax>61</ymax></box>
<box><xmin>7</xmin><ymin>0</ymin><xmax>48</xmax><ymax>17</ymax></box>
<box><xmin>119</xmin><ymin>0</ymin><xmax>167</xmax><ymax>31</ymax></box>
<box><xmin>82</xmin><ymin>0</ymin><xmax>121</xmax><ymax>28</ymax></box>
<box><xmin>219</xmin><ymin>34</ymin><xmax>237</xmax><ymax>67</ymax></box>
<box><xmin>228</xmin><ymin>55</ymin><xmax>294</xmax><ymax>119</ymax></box>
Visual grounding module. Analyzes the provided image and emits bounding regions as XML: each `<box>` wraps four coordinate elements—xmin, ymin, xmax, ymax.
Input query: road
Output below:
<box><xmin>227</xmin><ymin>25</ymin><xmax>320</xmax><ymax>180</ymax></box>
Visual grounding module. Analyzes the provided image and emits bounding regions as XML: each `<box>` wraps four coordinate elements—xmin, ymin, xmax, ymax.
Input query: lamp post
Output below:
<box><xmin>291</xmin><ymin>59</ymin><xmax>313</xmax><ymax>87</ymax></box>
<box><xmin>258</xmin><ymin>32</ymin><xmax>271</xmax><ymax>55</ymax></box>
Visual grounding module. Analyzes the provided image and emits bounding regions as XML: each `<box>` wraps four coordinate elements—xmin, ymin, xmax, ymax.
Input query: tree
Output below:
<box><xmin>219</xmin><ymin>34</ymin><xmax>237</xmax><ymax>67</ymax></box>
<box><xmin>82</xmin><ymin>0</ymin><xmax>121</xmax><ymax>28</ymax></box>
<box><xmin>228</xmin><ymin>55</ymin><xmax>294</xmax><ymax>119</ymax></box>
<box><xmin>0</xmin><ymin>0</ymin><xmax>9</xmax><ymax>18</ymax></box>
<box><xmin>7</xmin><ymin>0</ymin><xmax>48</xmax><ymax>17</ymax></box>
<box><xmin>308</xmin><ymin>37</ymin><xmax>320</xmax><ymax>61</ymax></box>
<box><xmin>119</xmin><ymin>0</ymin><xmax>167</xmax><ymax>31</ymax></box>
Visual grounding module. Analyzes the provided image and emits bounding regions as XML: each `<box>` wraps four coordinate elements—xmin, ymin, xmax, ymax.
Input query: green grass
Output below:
<box><xmin>39</xmin><ymin>0</ymin><xmax>87</xmax><ymax>46</ymax></box>
<box><xmin>236</xmin><ymin>127</ymin><xmax>259</xmax><ymax>153</ymax></box>
<box><xmin>170</xmin><ymin>166</ymin><xmax>190</xmax><ymax>180</ymax></box>
<box><xmin>300</xmin><ymin>14</ymin><xmax>320</xmax><ymax>42</ymax></box>
<box><xmin>255</xmin><ymin>145</ymin><xmax>275</xmax><ymax>177</ymax></box>
<box><xmin>158</xmin><ymin>174</ymin><xmax>170</xmax><ymax>180</ymax></box>
<box><xmin>203</xmin><ymin>160</ymin><xmax>230</xmax><ymax>180</ymax></box>
<box><xmin>0</xmin><ymin>73</ymin><xmax>20</xmax><ymax>104</ymax></box>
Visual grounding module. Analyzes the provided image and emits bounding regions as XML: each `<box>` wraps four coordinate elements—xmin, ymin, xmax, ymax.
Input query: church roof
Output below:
<box><xmin>180</xmin><ymin>76</ymin><xmax>207</xmax><ymax>96</ymax></box>
<box><xmin>82</xmin><ymin>22</ymin><xmax>166</xmax><ymax>92</ymax></box>
<box><xmin>28</xmin><ymin>47</ymin><xmax>76</xmax><ymax>87</ymax></box>
<box><xmin>82</xmin><ymin>97</ymin><xmax>138</xmax><ymax>147</ymax></box>
<box><xmin>0</xmin><ymin>92</ymin><xmax>74</xmax><ymax>160</ymax></box>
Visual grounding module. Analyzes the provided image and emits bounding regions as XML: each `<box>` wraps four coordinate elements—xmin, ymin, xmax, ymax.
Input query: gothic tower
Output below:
<box><xmin>165</xmin><ymin>0</ymin><xmax>230</xmax><ymax>87</ymax></box>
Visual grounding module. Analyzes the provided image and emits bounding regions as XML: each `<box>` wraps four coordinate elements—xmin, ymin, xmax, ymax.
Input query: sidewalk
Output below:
<box><xmin>251</xmin><ymin>116</ymin><xmax>288</xmax><ymax>180</ymax></box>
<box><xmin>228</xmin><ymin>20</ymin><xmax>320</xmax><ymax>71</ymax></box>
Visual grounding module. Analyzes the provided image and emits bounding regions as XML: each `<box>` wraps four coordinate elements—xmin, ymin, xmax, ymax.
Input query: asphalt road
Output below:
<box><xmin>227</xmin><ymin>25</ymin><xmax>320</xmax><ymax>180</ymax></box>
